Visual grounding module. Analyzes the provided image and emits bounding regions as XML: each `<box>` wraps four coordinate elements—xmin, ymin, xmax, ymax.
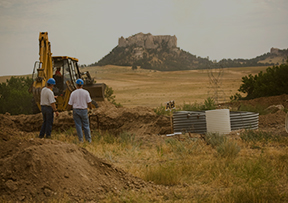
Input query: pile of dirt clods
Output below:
<box><xmin>1</xmin><ymin>101</ymin><xmax>171</xmax><ymax>136</ymax></box>
<box><xmin>0</xmin><ymin>138</ymin><xmax>161</xmax><ymax>202</ymax></box>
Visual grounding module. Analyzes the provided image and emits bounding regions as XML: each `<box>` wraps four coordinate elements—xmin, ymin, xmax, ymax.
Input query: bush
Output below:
<box><xmin>131</xmin><ymin>64</ymin><xmax>137</xmax><ymax>70</ymax></box>
<box><xmin>203</xmin><ymin>97</ymin><xmax>216</xmax><ymax>110</ymax></box>
<box><xmin>153</xmin><ymin>104</ymin><xmax>172</xmax><ymax>116</ymax></box>
<box><xmin>0</xmin><ymin>76</ymin><xmax>33</xmax><ymax>115</ymax></box>
<box><xmin>104</xmin><ymin>85</ymin><xmax>122</xmax><ymax>107</ymax></box>
<box><xmin>234</xmin><ymin>63</ymin><xmax>288</xmax><ymax>99</ymax></box>
<box><xmin>205</xmin><ymin>133</ymin><xmax>227</xmax><ymax>148</ymax></box>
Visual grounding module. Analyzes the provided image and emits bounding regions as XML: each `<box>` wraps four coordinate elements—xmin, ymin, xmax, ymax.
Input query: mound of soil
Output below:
<box><xmin>0</xmin><ymin>101</ymin><xmax>171</xmax><ymax>136</ymax></box>
<box><xmin>227</xmin><ymin>94</ymin><xmax>288</xmax><ymax>109</ymax></box>
<box><xmin>0</xmin><ymin>138</ymin><xmax>161</xmax><ymax>202</ymax></box>
<box><xmin>226</xmin><ymin>94</ymin><xmax>288</xmax><ymax>135</ymax></box>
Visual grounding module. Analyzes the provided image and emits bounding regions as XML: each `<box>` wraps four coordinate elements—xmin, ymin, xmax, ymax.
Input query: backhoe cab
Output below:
<box><xmin>30</xmin><ymin>32</ymin><xmax>106</xmax><ymax>113</ymax></box>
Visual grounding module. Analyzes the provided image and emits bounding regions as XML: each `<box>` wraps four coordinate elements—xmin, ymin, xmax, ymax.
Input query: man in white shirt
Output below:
<box><xmin>39</xmin><ymin>78</ymin><xmax>59</xmax><ymax>138</ymax></box>
<box><xmin>68</xmin><ymin>78</ymin><xmax>92</xmax><ymax>142</ymax></box>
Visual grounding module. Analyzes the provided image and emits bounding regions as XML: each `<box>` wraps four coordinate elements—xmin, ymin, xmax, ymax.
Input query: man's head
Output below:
<box><xmin>47</xmin><ymin>78</ymin><xmax>56</xmax><ymax>87</ymax></box>
<box><xmin>76</xmin><ymin>78</ymin><xmax>84</xmax><ymax>88</ymax></box>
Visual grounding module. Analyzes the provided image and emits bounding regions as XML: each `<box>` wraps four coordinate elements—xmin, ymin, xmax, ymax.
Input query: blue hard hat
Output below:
<box><xmin>76</xmin><ymin>78</ymin><xmax>84</xmax><ymax>85</ymax></box>
<box><xmin>47</xmin><ymin>78</ymin><xmax>56</xmax><ymax>85</ymax></box>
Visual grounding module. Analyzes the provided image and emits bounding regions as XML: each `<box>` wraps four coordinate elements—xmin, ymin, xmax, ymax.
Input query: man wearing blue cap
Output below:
<box><xmin>39</xmin><ymin>78</ymin><xmax>59</xmax><ymax>138</ymax></box>
<box><xmin>68</xmin><ymin>78</ymin><xmax>92</xmax><ymax>142</ymax></box>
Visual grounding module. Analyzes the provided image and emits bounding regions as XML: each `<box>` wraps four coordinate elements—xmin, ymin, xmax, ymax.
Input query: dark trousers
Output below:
<box><xmin>39</xmin><ymin>105</ymin><xmax>54</xmax><ymax>138</ymax></box>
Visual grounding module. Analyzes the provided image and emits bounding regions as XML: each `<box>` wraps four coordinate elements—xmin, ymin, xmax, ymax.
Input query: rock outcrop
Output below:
<box><xmin>118</xmin><ymin>32</ymin><xmax>177</xmax><ymax>49</ymax></box>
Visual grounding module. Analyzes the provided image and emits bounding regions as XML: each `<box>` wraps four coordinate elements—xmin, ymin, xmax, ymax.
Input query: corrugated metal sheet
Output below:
<box><xmin>173</xmin><ymin>110</ymin><xmax>259</xmax><ymax>134</ymax></box>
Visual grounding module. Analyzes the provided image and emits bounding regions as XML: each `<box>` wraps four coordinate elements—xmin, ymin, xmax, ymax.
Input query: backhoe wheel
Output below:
<box><xmin>92</xmin><ymin>100</ymin><xmax>99</xmax><ymax>108</ymax></box>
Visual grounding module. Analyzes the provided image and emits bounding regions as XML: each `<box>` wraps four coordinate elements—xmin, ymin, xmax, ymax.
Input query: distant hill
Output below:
<box><xmin>89</xmin><ymin>33</ymin><xmax>288</xmax><ymax>71</ymax></box>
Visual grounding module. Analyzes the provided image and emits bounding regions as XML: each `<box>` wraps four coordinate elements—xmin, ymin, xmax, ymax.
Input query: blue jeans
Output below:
<box><xmin>39</xmin><ymin>105</ymin><xmax>54</xmax><ymax>138</ymax></box>
<box><xmin>73</xmin><ymin>109</ymin><xmax>91</xmax><ymax>142</ymax></box>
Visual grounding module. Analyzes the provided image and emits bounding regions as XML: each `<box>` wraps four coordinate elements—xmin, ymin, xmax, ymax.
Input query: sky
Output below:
<box><xmin>0</xmin><ymin>0</ymin><xmax>287</xmax><ymax>76</ymax></box>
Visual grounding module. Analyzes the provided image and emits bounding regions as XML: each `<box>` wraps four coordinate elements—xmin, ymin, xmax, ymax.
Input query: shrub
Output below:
<box><xmin>131</xmin><ymin>64</ymin><xmax>137</xmax><ymax>70</ymax></box>
<box><xmin>0</xmin><ymin>76</ymin><xmax>33</xmax><ymax>115</ymax></box>
<box><xmin>203</xmin><ymin>97</ymin><xmax>216</xmax><ymax>110</ymax></box>
<box><xmin>234</xmin><ymin>63</ymin><xmax>288</xmax><ymax>99</ymax></box>
<box><xmin>153</xmin><ymin>104</ymin><xmax>172</xmax><ymax>116</ymax></box>
<box><xmin>205</xmin><ymin>133</ymin><xmax>227</xmax><ymax>148</ymax></box>
<box><xmin>104</xmin><ymin>85</ymin><xmax>122</xmax><ymax>107</ymax></box>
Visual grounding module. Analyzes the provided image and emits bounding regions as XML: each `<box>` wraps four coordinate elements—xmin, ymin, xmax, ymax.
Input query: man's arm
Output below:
<box><xmin>87</xmin><ymin>102</ymin><xmax>92</xmax><ymax>110</ymax></box>
<box><xmin>67</xmin><ymin>104</ymin><xmax>73</xmax><ymax>111</ymax></box>
<box><xmin>51</xmin><ymin>102</ymin><xmax>57</xmax><ymax>112</ymax></box>
<box><xmin>51</xmin><ymin>102</ymin><xmax>59</xmax><ymax>117</ymax></box>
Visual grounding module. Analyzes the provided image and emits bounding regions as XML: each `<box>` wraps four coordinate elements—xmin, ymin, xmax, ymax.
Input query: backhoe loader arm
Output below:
<box><xmin>30</xmin><ymin>32</ymin><xmax>54</xmax><ymax>113</ymax></box>
<box><xmin>37</xmin><ymin>32</ymin><xmax>53</xmax><ymax>83</ymax></box>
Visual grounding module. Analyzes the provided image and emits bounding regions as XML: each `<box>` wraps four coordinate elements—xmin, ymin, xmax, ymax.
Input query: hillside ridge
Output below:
<box><xmin>90</xmin><ymin>33</ymin><xmax>288</xmax><ymax>71</ymax></box>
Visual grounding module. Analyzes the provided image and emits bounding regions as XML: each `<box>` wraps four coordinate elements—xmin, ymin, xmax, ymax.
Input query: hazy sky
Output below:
<box><xmin>0</xmin><ymin>0</ymin><xmax>287</xmax><ymax>76</ymax></box>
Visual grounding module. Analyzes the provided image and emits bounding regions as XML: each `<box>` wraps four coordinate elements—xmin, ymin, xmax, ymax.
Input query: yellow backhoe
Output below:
<box><xmin>29</xmin><ymin>32</ymin><xmax>106</xmax><ymax>113</ymax></box>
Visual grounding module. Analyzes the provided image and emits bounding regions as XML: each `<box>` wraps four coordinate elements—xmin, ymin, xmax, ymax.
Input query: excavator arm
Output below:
<box><xmin>29</xmin><ymin>32</ymin><xmax>53</xmax><ymax>112</ymax></box>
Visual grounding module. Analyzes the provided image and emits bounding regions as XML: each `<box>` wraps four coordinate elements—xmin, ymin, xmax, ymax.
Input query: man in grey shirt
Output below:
<box><xmin>39</xmin><ymin>78</ymin><xmax>59</xmax><ymax>138</ymax></box>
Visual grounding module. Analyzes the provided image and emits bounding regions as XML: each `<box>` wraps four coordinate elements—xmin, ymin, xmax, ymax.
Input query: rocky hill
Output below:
<box><xmin>90</xmin><ymin>33</ymin><xmax>288</xmax><ymax>71</ymax></box>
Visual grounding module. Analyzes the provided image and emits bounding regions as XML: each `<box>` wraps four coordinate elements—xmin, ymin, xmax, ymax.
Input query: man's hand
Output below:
<box><xmin>67</xmin><ymin>104</ymin><xmax>72</xmax><ymax>111</ymax></box>
<box><xmin>55</xmin><ymin>111</ymin><xmax>59</xmax><ymax>117</ymax></box>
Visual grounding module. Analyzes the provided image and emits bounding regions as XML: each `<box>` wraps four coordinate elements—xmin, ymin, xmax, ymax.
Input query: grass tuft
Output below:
<box><xmin>216</xmin><ymin>141</ymin><xmax>241</xmax><ymax>159</ymax></box>
<box><xmin>205</xmin><ymin>132</ymin><xmax>227</xmax><ymax>148</ymax></box>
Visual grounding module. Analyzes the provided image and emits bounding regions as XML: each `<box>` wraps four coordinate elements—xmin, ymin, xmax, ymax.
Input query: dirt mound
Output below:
<box><xmin>225</xmin><ymin>94</ymin><xmax>288</xmax><ymax>135</ymax></box>
<box><xmin>0</xmin><ymin>138</ymin><xmax>160</xmax><ymax>202</ymax></box>
<box><xmin>1</xmin><ymin>101</ymin><xmax>171</xmax><ymax>135</ymax></box>
<box><xmin>227</xmin><ymin>94</ymin><xmax>288</xmax><ymax>109</ymax></box>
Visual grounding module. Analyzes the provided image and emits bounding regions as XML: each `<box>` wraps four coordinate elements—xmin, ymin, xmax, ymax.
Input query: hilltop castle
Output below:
<box><xmin>118</xmin><ymin>32</ymin><xmax>177</xmax><ymax>49</ymax></box>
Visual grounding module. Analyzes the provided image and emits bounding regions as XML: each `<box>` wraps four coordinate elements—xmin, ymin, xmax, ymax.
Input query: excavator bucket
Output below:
<box><xmin>83</xmin><ymin>83</ymin><xmax>106</xmax><ymax>101</ymax></box>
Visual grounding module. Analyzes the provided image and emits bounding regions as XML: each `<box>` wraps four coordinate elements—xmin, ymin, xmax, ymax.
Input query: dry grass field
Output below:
<box><xmin>83</xmin><ymin>65</ymin><xmax>269</xmax><ymax>108</ymax></box>
<box><xmin>0</xmin><ymin>65</ymin><xmax>269</xmax><ymax>107</ymax></box>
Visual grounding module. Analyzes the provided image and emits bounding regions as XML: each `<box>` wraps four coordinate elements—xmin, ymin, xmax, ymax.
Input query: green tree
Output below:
<box><xmin>104</xmin><ymin>85</ymin><xmax>122</xmax><ymax>108</ymax></box>
<box><xmin>132</xmin><ymin>64</ymin><xmax>137</xmax><ymax>70</ymax></box>
<box><xmin>233</xmin><ymin>63</ymin><xmax>288</xmax><ymax>100</ymax></box>
<box><xmin>0</xmin><ymin>76</ymin><xmax>33</xmax><ymax>115</ymax></box>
